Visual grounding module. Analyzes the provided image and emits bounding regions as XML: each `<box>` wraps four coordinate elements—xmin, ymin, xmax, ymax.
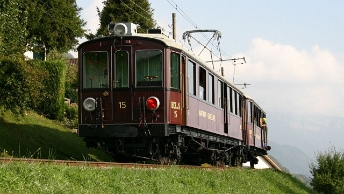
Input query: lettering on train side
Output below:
<box><xmin>171</xmin><ymin>101</ymin><xmax>181</xmax><ymax>109</ymax></box>
<box><xmin>199</xmin><ymin>110</ymin><xmax>215</xmax><ymax>121</ymax></box>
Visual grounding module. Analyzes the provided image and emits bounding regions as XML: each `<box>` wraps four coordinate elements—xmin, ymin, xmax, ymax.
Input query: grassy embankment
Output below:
<box><xmin>0</xmin><ymin>109</ymin><xmax>316</xmax><ymax>193</ymax></box>
<box><xmin>0</xmin><ymin>109</ymin><xmax>110</xmax><ymax>161</ymax></box>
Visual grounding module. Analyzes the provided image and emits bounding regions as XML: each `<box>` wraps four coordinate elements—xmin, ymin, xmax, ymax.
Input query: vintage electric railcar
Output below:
<box><xmin>77</xmin><ymin>23</ymin><xmax>270</xmax><ymax>166</ymax></box>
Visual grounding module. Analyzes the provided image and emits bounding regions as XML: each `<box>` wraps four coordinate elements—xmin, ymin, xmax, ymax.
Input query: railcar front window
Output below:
<box><xmin>115</xmin><ymin>51</ymin><xmax>129</xmax><ymax>88</ymax></box>
<box><xmin>83</xmin><ymin>52</ymin><xmax>108</xmax><ymax>89</ymax></box>
<box><xmin>136</xmin><ymin>50</ymin><xmax>162</xmax><ymax>87</ymax></box>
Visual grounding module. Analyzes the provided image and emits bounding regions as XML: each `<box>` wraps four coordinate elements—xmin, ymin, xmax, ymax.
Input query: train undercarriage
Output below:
<box><xmin>83</xmin><ymin>125</ymin><xmax>265</xmax><ymax>167</ymax></box>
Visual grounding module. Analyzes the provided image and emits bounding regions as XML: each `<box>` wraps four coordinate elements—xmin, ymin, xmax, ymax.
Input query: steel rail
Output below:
<box><xmin>0</xmin><ymin>157</ymin><xmax>227</xmax><ymax>170</ymax></box>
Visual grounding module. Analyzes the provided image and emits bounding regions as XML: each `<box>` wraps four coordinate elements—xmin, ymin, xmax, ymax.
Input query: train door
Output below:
<box><xmin>181</xmin><ymin>56</ymin><xmax>186</xmax><ymax>126</ymax></box>
<box><xmin>112</xmin><ymin>46</ymin><xmax>133</xmax><ymax>122</ymax></box>
<box><xmin>80</xmin><ymin>48</ymin><xmax>112</xmax><ymax>123</ymax></box>
<box><xmin>243</xmin><ymin>98</ymin><xmax>249</xmax><ymax>145</ymax></box>
<box><xmin>223</xmin><ymin>84</ymin><xmax>228</xmax><ymax>134</ymax></box>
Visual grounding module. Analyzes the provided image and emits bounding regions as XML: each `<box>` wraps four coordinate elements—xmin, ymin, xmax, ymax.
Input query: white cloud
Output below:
<box><xmin>81</xmin><ymin>0</ymin><xmax>104</xmax><ymax>34</ymax></box>
<box><xmin>69</xmin><ymin>0</ymin><xmax>104</xmax><ymax>57</ymax></box>
<box><xmin>232</xmin><ymin>38</ymin><xmax>344</xmax><ymax>117</ymax></box>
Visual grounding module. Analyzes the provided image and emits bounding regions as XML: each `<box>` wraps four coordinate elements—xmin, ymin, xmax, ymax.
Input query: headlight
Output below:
<box><xmin>146</xmin><ymin>96</ymin><xmax>160</xmax><ymax>111</ymax></box>
<box><xmin>83</xmin><ymin>97</ymin><xmax>96</xmax><ymax>112</ymax></box>
<box><xmin>114</xmin><ymin>23</ymin><xmax>128</xmax><ymax>37</ymax></box>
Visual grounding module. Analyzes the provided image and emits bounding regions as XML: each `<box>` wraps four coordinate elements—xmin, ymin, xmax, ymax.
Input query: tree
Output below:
<box><xmin>24</xmin><ymin>0</ymin><xmax>85</xmax><ymax>55</ymax></box>
<box><xmin>1</xmin><ymin>0</ymin><xmax>85</xmax><ymax>57</ymax></box>
<box><xmin>310</xmin><ymin>147</ymin><xmax>344</xmax><ymax>194</ymax></box>
<box><xmin>87</xmin><ymin>0</ymin><xmax>155</xmax><ymax>39</ymax></box>
<box><xmin>0</xmin><ymin>0</ymin><xmax>28</xmax><ymax>58</ymax></box>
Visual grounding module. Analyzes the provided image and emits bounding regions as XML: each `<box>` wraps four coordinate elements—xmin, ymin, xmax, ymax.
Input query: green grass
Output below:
<box><xmin>0</xmin><ymin>109</ymin><xmax>316</xmax><ymax>193</ymax></box>
<box><xmin>0</xmin><ymin>109</ymin><xmax>110</xmax><ymax>161</ymax></box>
<box><xmin>0</xmin><ymin>163</ymin><xmax>316</xmax><ymax>194</ymax></box>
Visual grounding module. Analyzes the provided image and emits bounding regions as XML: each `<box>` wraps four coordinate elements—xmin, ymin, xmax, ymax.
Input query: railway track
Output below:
<box><xmin>0</xmin><ymin>157</ymin><xmax>223</xmax><ymax>169</ymax></box>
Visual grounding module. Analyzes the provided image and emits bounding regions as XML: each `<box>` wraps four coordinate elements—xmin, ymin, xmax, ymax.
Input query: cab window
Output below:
<box><xmin>83</xmin><ymin>51</ymin><xmax>108</xmax><ymax>89</ymax></box>
<box><xmin>136</xmin><ymin>50</ymin><xmax>162</xmax><ymax>87</ymax></box>
<box><xmin>115</xmin><ymin>51</ymin><xmax>129</xmax><ymax>88</ymax></box>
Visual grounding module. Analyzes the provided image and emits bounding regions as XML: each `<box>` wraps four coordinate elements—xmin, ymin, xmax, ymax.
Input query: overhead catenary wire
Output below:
<box><xmin>119</xmin><ymin>0</ymin><xmax>246</xmax><ymax>76</ymax></box>
<box><xmin>165</xmin><ymin>0</ymin><xmax>232</xmax><ymax>61</ymax></box>
<box><xmin>120</xmin><ymin>0</ymin><xmax>157</xmax><ymax>26</ymax></box>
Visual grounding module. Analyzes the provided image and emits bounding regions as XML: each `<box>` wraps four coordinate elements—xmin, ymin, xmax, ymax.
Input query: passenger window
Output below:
<box><xmin>208</xmin><ymin>74</ymin><xmax>214</xmax><ymax>104</ymax></box>
<box><xmin>115</xmin><ymin>51</ymin><xmax>129</xmax><ymax>88</ymax></box>
<box><xmin>136</xmin><ymin>50</ymin><xmax>162</xmax><ymax>87</ymax></box>
<box><xmin>83</xmin><ymin>51</ymin><xmax>108</xmax><ymax>89</ymax></box>
<box><xmin>228</xmin><ymin>87</ymin><xmax>233</xmax><ymax>113</ymax></box>
<box><xmin>248</xmin><ymin>101</ymin><xmax>253</xmax><ymax>123</ymax></box>
<box><xmin>170</xmin><ymin>52</ymin><xmax>180</xmax><ymax>89</ymax></box>
<box><xmin>226</xmin><ymin>86</ymin><xmax>231</xmax><ymax>111</ymax></box>
<box><xmin>237</xmin><ymin>93</ymin><xmax>242</xmax><ymax>117</ymax></box>
<box><xmin>218</xmin><ymin>81</ymin><xmax>223</xmax><ymax>108</ymax></box>
<box><xmin>188</xmin><ymin>60</ymin><xmax>196</xmax><ymax>95</ymax></box>
<box><xmin>199</xmin><ymin>67</ymin><xmax>206</xmax><ymax>100</ymax></box>
<box><xmin>232</xmin><ymin>90</ymin><xmax>237</xmax><ymax>115</ymax></box>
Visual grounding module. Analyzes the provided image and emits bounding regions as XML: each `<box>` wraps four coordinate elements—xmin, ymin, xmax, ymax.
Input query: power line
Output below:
<box><xmin>166</xmin><ymin>0</ymin><xmax>198</xmax><ymax>29</ymax></box>
<box><xmin>121</xmin><ymin>0</ymin><xmax>159</xmax><ymax>27</ymax></box>
<box><xmin>128</xmin><ymin>0</ymin><xmax>153</xmax><ymax>16</ymax></box>
<box><xmin>164</xmin><ymin>0</ymin><xmax>232</xmax><ymax>61</ymax></box>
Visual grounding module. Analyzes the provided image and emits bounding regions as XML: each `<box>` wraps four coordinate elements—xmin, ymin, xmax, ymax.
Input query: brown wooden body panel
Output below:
<box><xmin>77</xmin><ymin>32</ymin><xmax>269</xmax><ymax>164</ymax></box>
<box><xmin>167</xmin><ymin>90</ymin><xmax>182</xmax><ymax>125</ymax></box>
<box><xmin>228</xmin><ymin>114</ymin><xmax>243</xmax><ymax>140</ymax></box>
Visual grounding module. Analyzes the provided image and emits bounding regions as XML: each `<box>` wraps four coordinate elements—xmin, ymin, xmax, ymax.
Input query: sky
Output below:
<box><xmin>75</xmin><ymin>0</ymin><xmax>344</xmax><ymax>119</ymax></box>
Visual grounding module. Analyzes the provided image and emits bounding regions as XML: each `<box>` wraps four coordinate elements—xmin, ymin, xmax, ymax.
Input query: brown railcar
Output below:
<box><xmin>77</xmin><ymin>23</ymin><xmax>270</xmax><ymax>166</ymax></box>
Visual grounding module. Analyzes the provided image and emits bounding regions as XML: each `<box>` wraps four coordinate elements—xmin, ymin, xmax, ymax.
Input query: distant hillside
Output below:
<box><xmin>265</xmin><ymin>111</ymin><xmax>344</xmax><ymax>178</ymax></box>
<box><xmin>268</xmin><ymin>111</ymin><xmax>344</xmax><ymax>159</ymax></box>
<box><xmin>0</xmin><ymin>110</ymin><xmax>110</xmax><ymax>161</ymax></box>
<box><xmin>268</xmin><ymin>141</ymin><xmax>313</xmax><ymax>177</ymax></box>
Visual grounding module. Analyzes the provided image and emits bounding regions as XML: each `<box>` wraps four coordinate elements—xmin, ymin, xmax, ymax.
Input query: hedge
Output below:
<box><xmin>26</xmin><ymin>60</ymin><xmax>66</xmax><ymax>119</ymax></box>
<box><xmin>0</xmin><ymin>58</ymin><xmax>66</xmax><ymax>119</ymax></box>
<box><xmin>0</xmin><ymin>58</ymin><xmax>28</xmax><ymax>113</ymax></box>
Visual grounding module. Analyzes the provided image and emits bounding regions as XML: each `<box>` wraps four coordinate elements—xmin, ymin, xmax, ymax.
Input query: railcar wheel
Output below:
<box><xmin>211</xmin><ymin>151</ymin><xmax>229</xmax><ymax>167</ymax></box>
<box><xmin>151</xmin><ymin>143</ymin><xmax>162</xmax><ymax>163</ymax></box>
<box><xmin>160</xmin><ymin>156</ymin><xmax>178</xmax><ymax>165</ymax></box>
<box><xmin>231</xmin><ymin>156</ymin><xmax>242</xmax><ymax>167</ymax></box>
<box><xmin>250</xmin><ymin>160</ymin><xmax>255</xmax><ymax>168</ymax></box>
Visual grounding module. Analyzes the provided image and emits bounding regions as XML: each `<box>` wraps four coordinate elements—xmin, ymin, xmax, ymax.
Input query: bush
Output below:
<box><xmin>63</xmin><ymin>103</ymin><xmax>78</xmax><ymax>129</ymax></box>
<box><xmin>310</xmin><ymin>147</ymin><xmax>344</xmax><ymax>194</ymax></box>
<box><xmin>65</xmin><ymin>62</ymin><xmax>78</xmax><ymax>103</ymax></box>
<box><xmin>26</xmin><ymin>60</ymin><xmax>66</xmax><ymax>119</ymax></box>
<box><xmin>0</xmin><ymin>57</ymin><xmax>71</xmax><ymax>121</ymax></box>
<box><xmin>0</xmin><ymin>58</ymin><xmax>29</xmax><ymax>114</ymax></box>
<box><xmin>33</xmin><ymin>61</ymin><xmax>66</xmax><ymax>119</ymax></box>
